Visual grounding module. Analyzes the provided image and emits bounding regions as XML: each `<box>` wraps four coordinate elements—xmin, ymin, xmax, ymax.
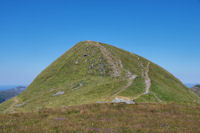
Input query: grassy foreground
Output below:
<box><xmin>0</xmin><ymin>103</ymin><xmax>199</xmax><ymax>133</ymax></box>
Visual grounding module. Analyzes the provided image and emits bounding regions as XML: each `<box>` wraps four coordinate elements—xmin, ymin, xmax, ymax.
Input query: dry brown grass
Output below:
<box><xmin>0</xmin><ymin>103</ymin><xmax>200</xmax><ymax>133</ymax></box>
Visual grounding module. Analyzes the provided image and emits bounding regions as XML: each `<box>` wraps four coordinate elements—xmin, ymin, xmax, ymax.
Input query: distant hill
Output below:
<box><xmin>190</xmin><ymin>85</ymin><xmax>200</xmax><ymax>97</ymax></box>
<box><xmin>0</xmin><ymin>41</ymin><xmax>199</xmax><ymax>113</ymax></box>
<box><xmin>0</xmin><ymin>86</ymin><xmax>26</xmax><ymax>103</ymax></box>
<box><xmin>185</xmin><ymin>83</ymin><xmax>196</xmax><ymax>88</ymax></box>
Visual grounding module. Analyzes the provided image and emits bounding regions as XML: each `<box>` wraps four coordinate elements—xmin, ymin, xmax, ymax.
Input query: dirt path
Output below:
<box><xmin>94</xmin><ymin>44</ymin><xmax>123</xmax><ymax>77</ymax></box>
<box><xmin>112</xmin><ymin>74</ymin><xmax>137</xmax><ymax>97</ymax></box>
<box><xmin>93</xmin><ymin>43</ymin><xmax>151</xmax><ymax>102</ymax></box>
<box><xmin>93</xmin><ymin>43</ymin><xmax>136</xmax><ymax>102</ymax></box>
<box><xmin>106</xmin><ymin>71</ymin><xmax>137</xmax><ymax>102</ymax></box>
<box><xmin>14</xmin><ymin>97</ymin><xmax>19</xmax><ymax>103</ymax></box>
<box><xmin>134</xmin><ymin>58</ymin><xmax>151</xmax><ymax>100</ymax></box>
<box><xmin>144</xmin><ymin>62</ymin><xmax>151</xmax><ymax>94</ymax></box>
<box><xmin>134</xmin><ymin>59</ymin><xmax>162</xmax><ymax>102</ymax></box>
<box><xmin>152</xmin><ymin>92</ymin><xmax>162</xmax><ymax>102</ymax></box>
<box><xmin>5</xmin><ymin>97</ymin><xmax>19</xmax><ymax>112</ymax></box>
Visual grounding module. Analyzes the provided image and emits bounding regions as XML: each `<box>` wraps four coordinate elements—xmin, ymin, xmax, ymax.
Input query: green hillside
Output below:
<box><xmin>0</xmin><ymin>41</ymin><xmax>199</xmax><ymax>112</ymax></box>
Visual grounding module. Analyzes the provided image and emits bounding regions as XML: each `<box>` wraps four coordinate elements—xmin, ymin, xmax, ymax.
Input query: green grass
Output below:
<box><xmin>0</xmin><ymin>103</ymin><xmax>200</xmax><ymax>133</ymax></box>
<box><xmin>0</xmin><ymin>41</ymin><xmax>199</xmax><ymax>113</ymax></box>
<box><xmin>149</xmin><ymin>63</ymin><xmax>200</xmax><ymax>103</ymax></box>
<box><xmin>119</xmin><ymin>76</ymin><xmax>146</xmax><ymax>98</ymax></box>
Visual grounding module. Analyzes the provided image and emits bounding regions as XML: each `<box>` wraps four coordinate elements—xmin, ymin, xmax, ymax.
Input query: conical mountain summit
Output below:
<box><xmin>1</xmin><ymin>41</ymin><xmax>199</xmax><ymax>112</ymax></box>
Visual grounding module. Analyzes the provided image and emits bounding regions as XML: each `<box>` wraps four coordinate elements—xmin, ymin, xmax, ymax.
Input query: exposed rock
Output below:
<box><xmin>89</xmin><ymin>63</ymin><xmax>94</xmax><ymax>69</ymax></box>
<box><xmin>83</xmin><ymin>54</ymin><xmax>88</xmax><ymax>57</ymax></box>
<box><xmin>75</xmin><ymin>60</ymin><xmax>79</xmax><ymax>64</ymax></box>
<box><xmin>53</xmin><ymin>91</ymin><xmax>64</xmax><ymax>96</ymax></box>
<box><xmin>72</xmin><ymin>81</ymin><xmax>85</xmax><ymax>90</ymax></box>
<box><xmin>112</xmin><ymin>98</ymin><xmax>135</xmax><ymax>104</ymax></box>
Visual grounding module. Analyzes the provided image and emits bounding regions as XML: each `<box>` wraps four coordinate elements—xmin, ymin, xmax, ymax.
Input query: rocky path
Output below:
<box><xmin>144</xmin><ymin>62</ymin><xmax>151</xmax><ymax>94</ymax></box>
<box><xmin>94</xmin><ymin>44</ymin><xmax>123</xmax><ymax>77</ymax></box>
<box><xmin>134</xmin><ymin>58</ymin><xmax>151</xmax><ymax>100</ymax></box>
<box><xmin>92</xmin><ymin>43</ymin><xmax>136</xmax><ymax>102</ymax></box>
<box><xmin>134</xmin><ymin>59</ymin><xmax>162</xmax><ymax>102</ymax></box>
<box><xmin>93</xmin><ymin>43</ymin><xmax>153</xmax><ymax>102</ymax></box>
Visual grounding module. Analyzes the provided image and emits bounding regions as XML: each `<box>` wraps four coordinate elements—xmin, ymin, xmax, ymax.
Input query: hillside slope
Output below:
<box><xmin>0</xmin><ymin>41</ymin><xmax>199</xmax><ymax>112</ymax></box>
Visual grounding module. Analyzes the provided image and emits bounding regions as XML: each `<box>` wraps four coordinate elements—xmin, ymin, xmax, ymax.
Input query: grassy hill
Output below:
<box><xmin>0</xmin><ymin>103</ymin><xmax>200</xmax><ymax>133</ymax></box>
<box><xmin>0</xmin><ymin>41</ymin><xmax>199</xmax><ymax>113</ymax></box>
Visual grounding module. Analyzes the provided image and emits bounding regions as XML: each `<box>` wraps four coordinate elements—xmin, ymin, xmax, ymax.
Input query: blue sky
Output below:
<box><xmin>0</xmin><ymin>0</ymin><xmax>200</xmax><ymax>85</ymax></box>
